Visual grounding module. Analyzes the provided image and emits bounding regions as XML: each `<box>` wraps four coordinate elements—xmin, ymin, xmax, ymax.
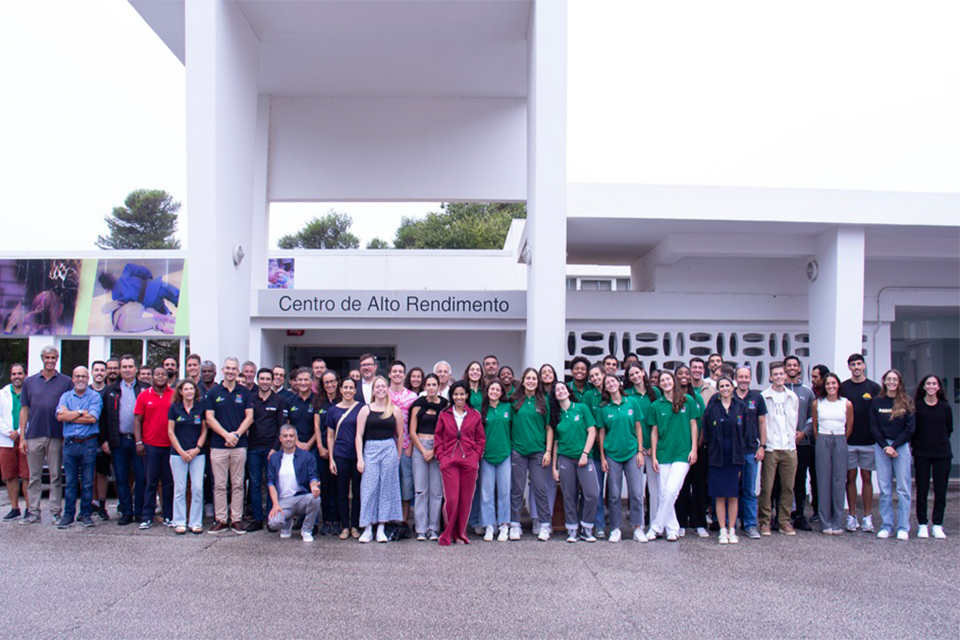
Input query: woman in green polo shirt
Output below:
<box><xmin>623</xmin><ymin>363</ymin><xmax>661</xmax><ymax>530</ymax></box>
<box><xmin>479</xmin><ymin>380</ymin><xmax>513</xmax><ymax>542</ymax></box>
<box><xmin>566</xmin><ymin>356</ymin><xmax>592</xmax><ymax>403</ymax></box>
<box><xmin>551</xmin><ymin>383</ymin><xmax>599</xmax><ymax>543</ymax></box>
<box><xmin>508</xmin><ymin>368</ymin><xmax>552</xmax><ymax>541</ymax></box>
<box><xmin>647</xmin><ymin>370</ymin><xmax>698</xmax><ymax>542</ymax></box>
<box><xmin>463</xmin><ymin>361</ymin><xmax>484</xmax><ymax>411</ymax></box>
<box><xmin>598</xmin><ymin>374</ymin><xmax>647</xmax><ymax>543</ymax></box>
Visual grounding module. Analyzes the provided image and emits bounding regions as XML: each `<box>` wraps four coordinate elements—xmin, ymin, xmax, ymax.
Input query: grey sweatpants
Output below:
<box><xmin>268</xmin><ymin>493</ymin><xmax>321</xmax><ymax>534</ymax></box>
<box><xmin>607</xmin><ymin>457</ymin><xmax>644</xmax><ymax>531</ymax></box>
<box><xmin>511</xmin><ymin>451</ymin><xmax>550</xmax><ymax>527</ymax></box>
<box><xmin>815</xmin><ymin>434</ymin><xmax>847</xmax><ymax>532</ymax></box>
<box><xmin>557</xmin><ymin>455</ymin><xmax>599</xmax><ymax>529</ymax></box>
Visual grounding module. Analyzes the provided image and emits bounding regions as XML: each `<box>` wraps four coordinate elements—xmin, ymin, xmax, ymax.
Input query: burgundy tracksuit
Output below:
<box><xmin>434</xmin><ymin>406</ymin><xmax>485</xmax><ymax>546</ymax></box>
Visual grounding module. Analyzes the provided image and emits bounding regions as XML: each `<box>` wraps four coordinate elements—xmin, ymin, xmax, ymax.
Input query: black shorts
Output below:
<box><xmin>96</xmin><ymin>450</ymin><xmax>112</xmax><ymax>475</ymax></box>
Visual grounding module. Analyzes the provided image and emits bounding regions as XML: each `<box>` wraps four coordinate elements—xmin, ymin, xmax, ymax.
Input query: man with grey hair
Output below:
<box><xmin>241</xmin><ymin>360</ymin><xmax>257</xmax><ymax>391</ymax></box>
<box><xmin>19</xmin><ymin>346</ymin><xmax>74</xmax><ymax>525</ymax></box>
<box><xmin>433</xmin><ymin>360</ymin><xmax>452</xmax><ymax>400</ymax></box>
<box><xmin>267</xmin><ymin>424</ymin><xmax>321</xmax><ymax>540</ymax></box>
<box><xmin>55</xmin><ymin>367</ymin><xmax>103</xmax><ymax>528</ymax></box>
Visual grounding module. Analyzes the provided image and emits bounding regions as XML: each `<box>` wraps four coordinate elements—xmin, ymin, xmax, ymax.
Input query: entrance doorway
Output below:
<box><xmin>285</xmin><ymin>345</ymin><xmax>396</xmax><ymax>379</ymax></box>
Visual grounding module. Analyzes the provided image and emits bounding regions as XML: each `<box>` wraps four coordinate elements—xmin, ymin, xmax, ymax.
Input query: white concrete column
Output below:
<box><xmin>808</xmin><ymin>227</ymin><xmax>866</xmax><ymax>375</ymax></box>
<box><xmin>185</xmin><ymin>0</ymin><xmax>260</xmax><ymax>367</ymax></box>
<box><xmin>524</xmin><ymin>0</ymin><xmax>567</xmax><ymax>370</ymax></box>
<box><xmin>87</xmin><ymin>336</ymin><xmax>109</xmax><ymax>365</ymax></box>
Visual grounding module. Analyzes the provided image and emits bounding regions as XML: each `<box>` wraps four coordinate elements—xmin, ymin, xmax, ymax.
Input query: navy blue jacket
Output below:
<box><xmin>266</xmin><ymin>447</ymin><xmax>319</xmax><ymax>496</ymax></box>
<box><xmin>702</xmin><ymin>395</ymin><xmax>748</xmax><ymax>467</ymax></box>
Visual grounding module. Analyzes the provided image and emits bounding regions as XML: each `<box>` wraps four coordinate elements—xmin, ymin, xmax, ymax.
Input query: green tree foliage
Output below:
<box><xmin>366</xmin><ymin>237</ymin><xmax>390</xmax><ymax>249</ymax></box>
<box><xmin>277</xmin><ymin>210</ymin><xmax>360</xmax><ymax>249</ymax></box>
<box><xmin>393</xmin><ymin>203</ymin><xmax>526</xmax><ymax>250</ymax></box>
<box><xmin>96</xmin><ymin>189</ymin><xmax>181</xmax><ymax>249</ymax></box>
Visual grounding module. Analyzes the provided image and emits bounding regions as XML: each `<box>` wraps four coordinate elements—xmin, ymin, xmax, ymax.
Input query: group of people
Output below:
<box><xmin>0</xmin><ymin>346</ymin><xmax>952</xmax><ymax>545</ymax></box>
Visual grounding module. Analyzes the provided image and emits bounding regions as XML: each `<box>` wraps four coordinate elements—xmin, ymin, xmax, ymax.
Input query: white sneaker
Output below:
<box><xmin>301</xmin><ymin>530</ymin><xmax>314</xmax><ymax>542</ymax></box>
<box><xmin>483</xmin><ymin>525</ymin><xmax>495</xmax><ymax>542</ymax></box>
<box><xmin>845</xmin><ymin>515</ymin><xmax>859</xmax><ymax>531</ymax></box>
<box><xmin>633</xmin><ymin>528</ymin><xmax>648</xmax><ymax>543</ymax></box>
<box><xmin>646</xmin><ymin>529</ymin><xmax>659</xmax><ymax>541</ymax></box>
<box><xmin>537</xmin><ymin>527</ymin><xmax>551</xmax><ymax>542</ymax></box>
<box><xmin>697</xmin><ymin>527</ymin><xmax>709</xmax><ymax>538</ymax></box>
<box><xmin>359</xmin><ymin>526</ymin><xmax>374</xmax><ymax>543</ymax></box>
<box><xmin>917</xmin><ymin>524</ymin><xmax>929</xmax><ymax>539</ymax></box>
<box><xmin>279</xmin><ymin>530</ymin><xmax>292</xmax><ymax>539</ymax></box>
<box><xmin>861</xmin><ymin>515</ymin><xmax>875</xmax><ymax>533</ymax></box>
<box><xmin>718</xmin><ymin>529</ymin><xmax>729</xmax><ymax>544</ymax></box>
<box><xmin>666</xmin><ymin>531</ymin><xmax>678</xmax><ymax>542</ymax></box>
<box><xmin>509</xmin><ymin>524</ymin><xmax>521</xmax><ymax>540</ymax></box>
<box><xmin>566</xmin><ymin>530</ymin><xmax>578</xmax><ymax>543</ymax></box>
<box><xmin>876</xmin><ymin>529</ymin><xmax>891</xmax><ymax>539</ymax></box>
<box><xmin>896</xmin><ymin>530</ymin><xmax>908</xmax><ymax>541</ymax></box>
<box><xmin>727</xmin><ymin>527</ymin><xmax>739</xmax><ymax>544</ymax></box>
<box><xmin>678</xmin><ymin>527</ymin><xmax>686</xmax><ymax>537</ymax></box>
<box><xmin>932</xmin><ymin>525</ymin><xmax>946</xmax><ymax>539</ymax></box>
<box><xmin>608</xmin><ymin>528</ymin><xmax>622</xmax><ymax>543</ymax></box>
<box><xmin>375</xmin><ymin>524</ymin><xmax>388</xmax><ymax>543</ymax></box>
<box><xmin>497</xmin><ymin>524</ymin><xmax>509</xmax><ymax>542</ymax></box>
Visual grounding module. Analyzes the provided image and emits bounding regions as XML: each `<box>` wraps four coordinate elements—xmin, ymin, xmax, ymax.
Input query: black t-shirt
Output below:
<box><xmin>912</xmin><ymin>399</ymin><xmax>953</xmax><ymax>459</ymax></box>
<box><xmin>249</xmin><ymin>391</ymin><xmax>289</xmax><ymax>450</ymax></box>
<box><xmin>841</xmin><ymin>378</ymin><xmax>881</xmax><ymax>446</ymax></box>
<box><xmin>168</xmin><ymin>402</ymin><xmax>204</xmax><ymax>451</ymax></box>
<box><xmin>364</xmin><ymin>409</ymin><xmax>397</xmax><ymax>441</ymax></box>
<box><xmin>409</xmin><ymin>396</ymin><xmax>448</xmax><ymax>436</ymax></box>
<box><xmin>204</xmin><ymin>383</ymin><xmax>253</xmax><ymax>449</ymax></box>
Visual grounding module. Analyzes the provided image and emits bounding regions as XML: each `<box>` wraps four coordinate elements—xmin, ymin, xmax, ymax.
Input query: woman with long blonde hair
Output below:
<box><xmin>355</xmin><ymin>376</ymin><xmax>404</xmax><ymax>543</ymax></box>
<box><xmin>869</xmin><ymin>369</ymin><xmax>916</xmax><ymax>540</ymax></box>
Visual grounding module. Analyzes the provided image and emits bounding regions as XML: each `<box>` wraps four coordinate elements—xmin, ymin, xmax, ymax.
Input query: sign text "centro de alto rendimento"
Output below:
<box><xmin>257</xmin><ymin>290</ymin><xmax>526</xmax><ymax>319</ymax></box>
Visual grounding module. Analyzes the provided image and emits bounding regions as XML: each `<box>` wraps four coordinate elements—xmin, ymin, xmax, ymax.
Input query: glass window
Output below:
<box><xmin>0</xmin><ymin>339</ymin><xmax>28</xmax><ymax>386</ymax></box>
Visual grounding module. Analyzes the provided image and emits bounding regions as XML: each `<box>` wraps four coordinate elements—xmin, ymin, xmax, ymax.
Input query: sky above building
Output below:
<box><xmin>2</xmin><ymin>0</ymin><xmax>957</xmax><ymax>251</ymax></box>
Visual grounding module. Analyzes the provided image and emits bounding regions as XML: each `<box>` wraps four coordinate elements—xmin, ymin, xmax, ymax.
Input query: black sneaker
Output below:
<box><xmin>81</xmin><ymin>515</ymin><xmax>96</xmax><ymax>528</ymax></box>
<box><xmin>2</xmin><ymin>508</ymin><xmax>21</xmax><ymax>522</ymax></box>
<box><xmin>97</xmin><ymin>504</ymin><xmax>110</xmax><ymax>521</ymax></box>
<box><xmin>319</xmin><ymin>522</ymin><xmax>332</xmax><ymax>536</ymax></box>
<box><xmin>245</xmin><ymin>520</ymin><xmax>264</xmax><ymax>533</ymax></box>
<box><xmin>58</xmin><ymin>516</ymin><xmax>75</xmax><ymax>529</ymax></box>
<box><xmin>117</xmin><ymin>514</ymin><xmax>133</xmax><ymax>526</ymax></box>
<box><xmin>793</xmin><ymin>516</ymin><xmax>812</xmax><ymax>532</ymax></box>
<box><xmin>139</xmin><ymin>520</ymin><xmax>153</xmax><ymax>530</ymax></box>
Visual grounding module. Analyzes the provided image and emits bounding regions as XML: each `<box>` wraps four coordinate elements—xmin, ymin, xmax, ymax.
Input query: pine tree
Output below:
<box><xmin>96</xmin><ymin>189</ymin><xmax>181</xmax><ymax>250</ymax></box>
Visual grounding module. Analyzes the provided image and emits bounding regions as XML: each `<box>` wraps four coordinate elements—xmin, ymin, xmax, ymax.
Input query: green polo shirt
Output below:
<box><xmin>511</xmin><ymin>396</ymin><xmax>550</xmax><ymax>456</ymax></box>
<box><xmin>483</xmin><ymin>401</ymin><xmax>513</xmax><ymax>465</ymax></box>
<box><xmin>598</xmin><ymin>397</ymin><xmax>642</xmax><ymax>463</ymax></box>
<box><xmin>554</xmin><ymin>402</ymin><xmax>596</xmax><ymax>460</ymax></box>
<box><xmin>648</xmin><ymin>395</ymin><xmax>698</xmax><ymax>464</ymax></box>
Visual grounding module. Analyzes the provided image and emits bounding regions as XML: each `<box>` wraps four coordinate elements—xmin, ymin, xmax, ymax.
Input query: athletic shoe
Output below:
<box><xmin>566</xmin><ymin>530</ymin><xmax>578</xmax><ymax>543</ymax></box>
<box><xmin>632</xmin><ymin>529</ymin><xmax>647</xmax><ymax>543</ymax></box>
<box><xmin>375</xmin><ymin>525</ymin><xmax>388</xmax><ymax>543</ymax></box>
<box><xmin>474</xmin><ymin>526</ymin><xmax>485</xmax><ymax>536</ymax></box>
<box><xmin>917</xmin><ymin>524</ymin><xmax>929</xmax><ymax>538</ymax></box>
<box><xmin>139</xmin><ymin>520</ymin><xmax>152</xmax><ymax>530</ymax></box>
<box><xmin>595</xmin><ymin>528</ymin><xmax>606</xmax><ymax>539</ymax></box>
<box><xmin>97</xmin><ymin>503</ymin><xmax>110</xmax><ymax>521</ymax></box>
<box><xmin>696</xmin><ymin>527</ymin><xmax>709</xmax><ymax>538</ymax></box>
<box><xmin>509</xmin><ymin>525</ymin><xmax>521</xmax><ymax>541</ymax></box>
<box><xmin>581</xmin><ymin>529</ymin><xmax>597</xmax><ymax>543</ymax></box>
<box><xmin>231</xmin><ymin>522</ymin><xmax>246</xmax><ymax>535</ymax></box>
<box><xmin>727</xmin><ymin>528</ymin><xmax>739</xmax><ymax>544</ymax></box>
<box><xmin>809</xmin><ymin>514</ymin><xmax>820</xmax><ymax>523</ymax></box>
<box><xmin>845</xmin><ymin>515</ymin><xmax>859</xmax><ymax>531</ymax></box>
<box><xmin>497</xmin><ymin>525</ymin><xmax>509</xmax><ymax>542</ymax></box>
<box><xmin>117</xmin><ymin>514</ymin><xmax>133</xmax><ymax>526</ymax></box>
<box><xmin>483</xmin><ymin>526</ymin><xmax>495</xmax><ymax>542</ymax></box>
<box><xmin>759</xmin><ymin>523</ymin><xmax>771</xmax><ymax>536</ymax></box>
<box><xmin>280</xmin><ymin>530</ymin><xmax>292</xmax><ymax>539</ymax></box>
<box><xmin>416</xmin><ymin>532</ymin><xmax>427</xmax><ymax>541</ymax></box>
<box><xmin>191</xmin><ymin>525</ymin><xmax>204</xmax><ymax>534</ymax></box>
<box><xmin>428</xmin><ymin>530</ymin><xmax>439</xmax><ymax>541</ymax></box>
<box><xmin>57</xmin><ymin>517</ymin><xmax>75</xmax><ymax>529</ymax></box>
<box><xmin>896</xmin><ymin>530</ymin><xmax>908</xmax><ymax>541</ymax></box>
<box><xmin>678</xmin><ymin>528</ymin><xmax>686</xmax><ymax>538</ymax></box>
<box><xmin>301</xmin><ymin>530</ymin><xmax>314</xmax><ymax>542</ymax></box>
<box><xmin>207</xmin><ymin>521</ymin><xmax>229</xmax><ymax>534</ymax></box>
<box><xmin>718</xmin><ymin>529</ymin><xmax>729</xmax><ymax>544</ymax></box>
<box><xmin>780</xmin><ymin>523</ymin><xmax>796</xmax><ymax>536</ymax></box>
<box><xmin>532</xmin><ymin>521</ymin><xmax>540</xmax><ymax>535</ymax></box>
<box><xmin>861</xmin><ymin>515</ymin><xmax>875</xmax><ymax>533</ymax></box>
<box><xmin>2</xmin><ymin>508</ymin><xmax>21</xmax><ymax>522</ymax></box>
<box><xmin>645</xmin><ymin>529</ymin><xmax>659</xmax><ymax>541</ymax></box>
<box><xmin>245</xmin><ymin>520</ymin><xmax>264</xmax><ymax>533</ymax></box>
<box><xmin>537</xmin><ymin>528</ymin><xmax>551</xmax><ymax>542</ymax></box>
<box><xmin>358</xmin><ymin>527</ymin><xmax>374</xmax><ymax>543</ymax></box>
<box><xmin>822</xmin><ymin>528</ymin><xmax>835</xmax><ymax>536</ymax></box>
<box><xmin>666</xmin><ymin>531</ymin><xmax>678</xmax><ymax>542</ymax></box>
<box><xmin>20</xmin><ymin>511</ymin><xmax>39</xmax><ymax>525</ymax></box>
<box><xmin>876</xmin><ymin>529</ymin><xmax>891</xmax><ymax>539</ymax></box>
<box><xmin>746</xmin><ymin>526</ymin><xmax>761</xmax><ymax>539</ymax></box>
<box><xmin>608</xmin><ymin>528</ymin><xmax>622</xmax><ymax>543</ymax></box>
<box><xmin>793</xmin><ymin>516</ymin><xmax>812</xmax><ymax>532</ymax></box>
<box><xmin>81</xmin><ymin>516</ymin><xmax>95</xmax><ymax>528</ymax></box>
<box><xmin>163</xmin><ymin>518</ymin><xmax>175</xmax><ymax>527</ymax></box>
<box><xmin>932</xmin><ymin>525</ymin><xmax>946</xmax><ymax>539</ymax></box>
<box><xmin>319</xmin><ymin>522</ymin><xmax>332</xmax><ymax>536</ymax></box>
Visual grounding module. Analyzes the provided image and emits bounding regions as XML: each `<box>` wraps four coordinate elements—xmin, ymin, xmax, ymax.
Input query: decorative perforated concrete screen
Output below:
<box><xmin>565</xmin><ymin>325</ymin><xmax>871</xmax><ymax>385</ymax></box>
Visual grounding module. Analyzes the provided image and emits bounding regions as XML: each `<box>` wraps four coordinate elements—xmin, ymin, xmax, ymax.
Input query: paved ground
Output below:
<box><xmin>1</xmin><ymin>489</ymin><xmax>957</xmax><ymax>640</ymax></box>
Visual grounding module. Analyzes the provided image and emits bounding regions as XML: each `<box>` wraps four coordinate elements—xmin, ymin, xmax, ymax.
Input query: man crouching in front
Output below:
<box><xmin>267</xmin><ymin>424</ymin><xmax>321</xmax><ymax>541</ymax></box>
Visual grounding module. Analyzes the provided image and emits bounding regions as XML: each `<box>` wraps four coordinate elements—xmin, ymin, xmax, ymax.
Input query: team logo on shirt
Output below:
<box><xmin>234</xmin><ymin>395</ymin><xmax>243</xmax><ymax>404</ymax></box>
<box><xmin>215</xmin><ymin>396</ymin><xmax>225</xmax><ymax>403</ymax></box>
<box><xmin>863</xmin><ymin>393</ymin><xmax>873</xmax><ymax>400</ymax></box>
<box><xmin>194</xmin><ymin>415</ymin><xmax>201</xmax><ymax>424</ymax></box>
<box><xmin>290</xmin><ymin>405</ymin><xmax>298</xmax><ymax>412</ymax></box>
<box><xmin>573</xmin><ymin>414</ymin><xmax>580</xmax><ymax>422</ymax></box>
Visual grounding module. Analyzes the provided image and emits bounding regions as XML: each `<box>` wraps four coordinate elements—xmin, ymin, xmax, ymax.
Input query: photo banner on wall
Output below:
<box><xmin>0</xmin><ymin>258</ymin><xmax>188</xmax><ymax>337</ymax></box>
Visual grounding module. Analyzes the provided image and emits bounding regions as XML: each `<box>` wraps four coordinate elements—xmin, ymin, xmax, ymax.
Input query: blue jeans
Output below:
<box><xmin>479</xmin><ymin>458</ymin><xmax>511</xmax><ymax>527</ymax></box>
<box><xmin>739</xmin><ymin>455</ymin><xmax>759</xmax><ymax>529</ymax></box>
<box><xmin>112</xmin><ymin>436</ymin><xmax>145</xmax><ymax>518</ymax></box>
<box><xmin>875</xmin><ymin>442</ymin><xmax>912</xmax><ymax>533</ymax></box>
<box><xmin>142</xmin><ymin>445</ymin><xmax>173</xmax><ymax>523</ymax></box>
<box><xmin>170</xmin><ymin>453</ymin><xmax>205</xmax><ymax>528</ymax></box>
<box><xmin>246</xmin><ymin>448</ymin><xmax>271</xmax><ymax>523</ymax></box>
<box><xmin>63</xmin><ymin>438</ymin><xmax>98</xmax><ymax>520</ymax></box>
